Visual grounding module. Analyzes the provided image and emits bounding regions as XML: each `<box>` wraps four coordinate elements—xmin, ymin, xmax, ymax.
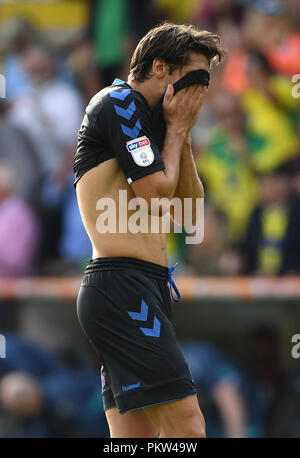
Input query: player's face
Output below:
<box><xmin>168</xmin><ymin>52</ymin><xmax>210</xmax><ymax>85</ymax></box>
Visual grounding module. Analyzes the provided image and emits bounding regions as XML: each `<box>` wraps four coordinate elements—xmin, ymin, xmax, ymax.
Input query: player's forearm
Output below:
<box><xmin>174</xmin><ymin>135</ymin><xmax>204</xmax><ymax>200</ymax></box>
<box><xmin>158</xmin><ymin>126</ymin><xmax>187</xmax><ymax>199</ymax></box>
<box><xmin>170</xmin><ymin>135</ymin><xmax>204</xmax><ymax>225</ymax></box>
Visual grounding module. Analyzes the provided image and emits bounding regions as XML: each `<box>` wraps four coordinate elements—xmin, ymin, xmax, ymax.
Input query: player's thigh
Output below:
<box><xmin>106</xmin><ymin>407</ymin><xmax>159</xmax><ymax>438</ymax></box>
<box><xmin>144</xmin><ymin>394</ymin><xmax>206</xmax><ymax>437</ymax></box>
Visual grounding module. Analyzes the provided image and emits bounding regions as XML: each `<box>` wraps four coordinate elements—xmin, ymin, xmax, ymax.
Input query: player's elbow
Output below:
<box><xmin>131</xmin><ymin>172</ymin><xmax>175</xmax><ymax>215</ymax></box>
<box><xmin>139</xmin><ymin>193</ymin><xmax>173</xmax><ymax>217</ymax></box>
<box><xmin>155</xmin><ymin>177</ymin><xmax>177</xmax><ymax>201</ymax></box>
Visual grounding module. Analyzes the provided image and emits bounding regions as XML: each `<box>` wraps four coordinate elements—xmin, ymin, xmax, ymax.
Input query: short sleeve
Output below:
<box><xmin>102</xmin><ymin>89</ymin><xmax>165</xmax><ymax>184</ymax></box>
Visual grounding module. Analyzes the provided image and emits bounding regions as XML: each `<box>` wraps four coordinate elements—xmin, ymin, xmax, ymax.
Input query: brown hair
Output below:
<box><xmin>129</xmin><ymin>22</ymin><xmax>225</xmax><ymax>82</ymax></box>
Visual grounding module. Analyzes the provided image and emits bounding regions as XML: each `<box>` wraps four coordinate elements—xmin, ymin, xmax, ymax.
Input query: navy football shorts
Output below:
<box><xmin>76</xmin><ymin>257</ymin><xmax>197</xmax><ymax>414</ymax></box>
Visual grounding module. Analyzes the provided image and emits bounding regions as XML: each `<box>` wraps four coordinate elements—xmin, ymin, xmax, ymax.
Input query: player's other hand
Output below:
<box><xmin>163</xmin><ymin>83</ymin><xmax>207</xmax><ymax>134</ymax></box>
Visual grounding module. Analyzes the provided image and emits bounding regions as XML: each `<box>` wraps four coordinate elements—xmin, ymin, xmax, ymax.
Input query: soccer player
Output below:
<box><xmin>74</xmin><ymin>22</ymin><xmax>224</xmax><ymax>438</ymax></box>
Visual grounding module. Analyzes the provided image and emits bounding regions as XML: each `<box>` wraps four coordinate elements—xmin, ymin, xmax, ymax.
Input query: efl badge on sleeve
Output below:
<box><xmin>126</xmin><ymin>136</ymin><xmax>154</xmax><ymax>167</ymax></box>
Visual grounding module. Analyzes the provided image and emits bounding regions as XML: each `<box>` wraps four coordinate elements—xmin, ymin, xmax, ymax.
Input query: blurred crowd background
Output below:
<box><xmin>0</xmin><ymin>0</ymin><xmax>300</xmax><ymax>438</ymax></box>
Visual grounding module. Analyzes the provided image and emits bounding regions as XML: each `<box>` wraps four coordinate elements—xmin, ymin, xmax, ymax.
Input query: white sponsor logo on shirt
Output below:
<box><xmin>126</xmin><ymin>136</ymin><xmax>154</xmax><ymax>167</ymax></box>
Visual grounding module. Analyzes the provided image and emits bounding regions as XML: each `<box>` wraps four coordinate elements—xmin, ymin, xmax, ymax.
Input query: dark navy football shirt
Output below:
<box><xmin>73</xmin><ymin>78</ymin><xmax>165</xmax><ymax>186</ymax></box>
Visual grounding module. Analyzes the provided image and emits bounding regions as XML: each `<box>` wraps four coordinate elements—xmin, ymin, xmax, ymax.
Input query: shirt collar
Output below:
<box><xmin>112</xmin><ymin>78</ymin><xmax>128</xmax><ymax>86</ymax></box>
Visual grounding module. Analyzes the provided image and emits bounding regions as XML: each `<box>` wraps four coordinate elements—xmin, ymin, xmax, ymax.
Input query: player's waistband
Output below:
<box><xmin>84</xmin><ymin>256</ymin><xmax>169</xmax><ymax>281</ymax></box>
